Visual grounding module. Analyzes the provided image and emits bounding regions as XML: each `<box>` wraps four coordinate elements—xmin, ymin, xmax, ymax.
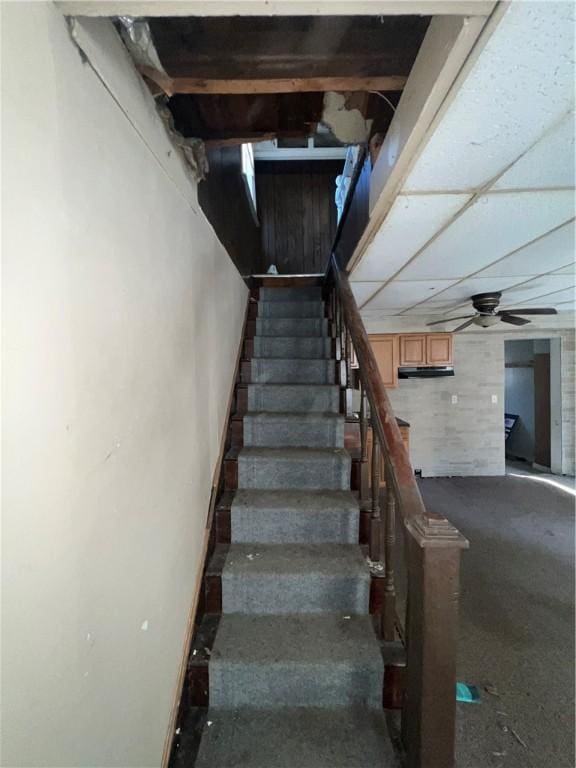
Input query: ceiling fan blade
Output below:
<box><xmin>498</xmin><ymin>307</ymin><xmax>557</xmax><ymax>315</ymax></box>
<box><xmin>499</xmin><ymin>314</ymin><xmax>531</xmax><ymax>326</ymax></box>
<box><xmin>453</xmin><ymin>318</ymin><xmax>477</xmax><ymax>332</ymax></box>
<box><xmin>426</xmin><ymin>315</ymin><xmax>473</xmax><ymax>327</ymax></box>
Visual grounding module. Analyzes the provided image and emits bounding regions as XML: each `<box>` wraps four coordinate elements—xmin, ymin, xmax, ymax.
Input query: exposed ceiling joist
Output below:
<box><xmin>140</xmin><ymin>67</ymin><xmax>407</xmax><ymax>96</ymax></box>
<box><xmin>57</xmin><ymin>1</ymin><xmax>496</xmax><ymax>17</ymax></box>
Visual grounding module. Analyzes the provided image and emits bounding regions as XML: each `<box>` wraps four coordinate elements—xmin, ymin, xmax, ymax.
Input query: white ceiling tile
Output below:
<box><xmin>505</xmin><ymin>286</ymin><xmax>575</xmax><ymax>308</ymax></box>
<box><xmin>492</xmin><ymin>112</ymin><xmax>575</xmax><ymax>190</ymax></box>
<box><xmin>477</xmin><ymin>221</ymin><xmax>575</xmax><ymax>277</ymax></box>
<box><xmin>350</xmin><ymin>282</ymin><xmax>379</xmax><ymax>306</ymax></box>
<box><xmin>424</xmin><ymin>276</ymin><xmax>525</xmax><ymax>304</ymax></box>
<box><xmin>351</xmin><ymin>193</ymin><xmax>470</xmax><ymax>282</ymax></box>
<box><xmin>553</xmin><ymin>264</ymin><xmax>576</xmax><ymax>275</ymax></box>
<box><xmin>401</xmin><ymin>304</ymin><xmax>462</xmax><ymax>315</ymax></box>
<box><xmin>397</xmin><ymin>190</ymin><xmax>574</xmax><ymax>280</ymax></box>
<box><xmin>500</xmin><ymin>275</ymin><xmax>574</xmax><ymax>304</ymax></box>
<box><xmin>403</xmin><ymin>3</ymin><xmax>575</xmax><ymax>192</ymax></box>
<box><xmin>362</xmin><ymin>280</ymin><xmax>457</xmax><ymax>310</ymax></box>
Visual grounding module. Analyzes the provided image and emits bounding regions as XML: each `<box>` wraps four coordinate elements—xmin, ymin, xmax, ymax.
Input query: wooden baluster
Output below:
<box><xmin>369</xmin><ymin>428</ymin><xmax>381</xmax><ymax>561</ymax></box>
<box><xmin>345</xmin><ymin>324</ymin><xmax>352</xmax><ymax>395</ymax></box>
<box><xmin>359</xmin><ymin>384</ymin><xmax>370</xmax><ymax>509</ymax></box>
<box><xmin>382</xmin><ymin>461</ymin><xmax>397</xmax><ymax>641</ymax></box>
<box><xmin>335</xmin><ymin>294</ymin><xmax>342</xmax><ymax>360</ymax></box>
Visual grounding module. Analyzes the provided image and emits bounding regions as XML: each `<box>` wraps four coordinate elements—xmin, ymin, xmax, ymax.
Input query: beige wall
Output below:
<box><xmin>2</xmin><ymin>4</ymin><xmax>247</xmax><ymax>767</ymax></box>
<box><xmin>363</xmin><ymin>315</ymin><xmax>575</xmax><ymax>477</ymax></box>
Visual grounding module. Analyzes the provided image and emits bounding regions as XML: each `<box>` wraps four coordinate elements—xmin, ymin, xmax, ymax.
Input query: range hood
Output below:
<box><xmin>399</xmin><ymin>366</ymin><xmax>454</xmax><ymax>379</ymax></box>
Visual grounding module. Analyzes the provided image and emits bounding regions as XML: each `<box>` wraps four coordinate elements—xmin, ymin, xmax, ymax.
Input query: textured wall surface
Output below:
<box><xmin>2</xmin><ymin>5</ymin><xmax>247</xmax><ymax>767</ymax></box>
<box><xmin>387</xmin><ymin>334</ymin><xmax>505</xmax><ymax>477</ymax></box>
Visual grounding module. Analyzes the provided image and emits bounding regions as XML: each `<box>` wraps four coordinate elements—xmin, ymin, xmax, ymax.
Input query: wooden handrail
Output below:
<box><xmin>327</xmin><ymin>254</ymin><xmax>468</xmax><ymax>768</ymax></box>
<box><xmin>332</xmin><ymin>258</ymin><xmax>468</xmax><ymax>548</ymax></box>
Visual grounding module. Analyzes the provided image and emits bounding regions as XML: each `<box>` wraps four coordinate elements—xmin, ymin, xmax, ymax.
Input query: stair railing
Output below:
<box><xmin>327</xmin><ymin>254</ymin><xmax>468</xmax><ymax>768</ymax></box>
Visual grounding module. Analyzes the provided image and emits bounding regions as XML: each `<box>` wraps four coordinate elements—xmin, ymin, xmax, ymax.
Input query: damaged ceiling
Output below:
<box><xmin>126</xmin><ymin>15</ymin><xmax>430</xmax><ymax>147</ymax></box>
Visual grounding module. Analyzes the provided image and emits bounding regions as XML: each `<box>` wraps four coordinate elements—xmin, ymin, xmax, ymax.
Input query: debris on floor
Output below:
<box><xmin>456</xmin><ymin>682</ymin><xmax>480</xmax><ymax>703</ymax></box>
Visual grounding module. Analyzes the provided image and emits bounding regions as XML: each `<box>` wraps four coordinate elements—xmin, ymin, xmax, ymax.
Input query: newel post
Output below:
<box><xmin>402</xmin><ymin>515</ymin><xmax>467</xmax><ymax>768</ymax></box>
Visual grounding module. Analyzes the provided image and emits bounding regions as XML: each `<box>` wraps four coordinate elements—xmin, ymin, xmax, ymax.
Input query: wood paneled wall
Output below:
<box><xmin>199</xmin><ymin>147</ymin><xmax>264</xmax><ymax>278</ymax></box>
<box><xmin>255</xmin><ymin>160</ymin><xmax>341</xmax><ymax>274</ymax></box>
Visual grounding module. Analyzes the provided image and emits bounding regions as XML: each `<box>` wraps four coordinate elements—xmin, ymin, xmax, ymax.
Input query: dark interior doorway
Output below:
<box><xmin>505</xmin><ymin>338</ymin><xmax>557</xmax><ymax>471</ymax></box>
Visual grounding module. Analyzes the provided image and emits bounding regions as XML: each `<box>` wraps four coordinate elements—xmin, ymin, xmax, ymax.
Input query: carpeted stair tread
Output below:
<box><xmin>257</xmin><ymin>300</ymin><xmax>325</xmax><ymax>318</ymax></box>
<box><xmin>216</xmin><ymin>543</ymin><xmax>369</xmax><ymax>614</ymax></box>
<box><xmin>230</xmin><ymin>489</ymin><xmax>359</xmax><ymax>543</ymax></box>
<box><xmin>193</xmin><ymin>707</ymin><xmax>398</xmax><ymax>768</ymax></box>
<box><xmin>219</xmin><ymin>543</ymin><xmax>367</xmax><ymax>577</ymax></box>
<box><xmin>255</xmin><ymin>317</ymin><xmax>329</xmax><ymax>337</ymax></box>
<box><xmin>247</xmin><ymin>383</ymin><xmax>340</xmax><ymax>413</ymax></box>
<box><xmin>210</xmin><ymin>613</ymin><xmax>383</xmax><ymax>708</ymax></box>
<box><xmin>249</xmin><ymin>357</ymin><xmax>335</xmax><ymax>384</ymax></box>
<box><xmin>243</xmin><ymin>411</ymin><xmax>344</xmax><ymax>448</ymax></box>
<box><xmin>253</xmin><ymin>335</ymin><xmax>332</xmax><ymax>358</ymax></box>
<box><xmin>236</xmin><ymin>447</ymin><xmax>351</xmax><ymax>490</ymax></box>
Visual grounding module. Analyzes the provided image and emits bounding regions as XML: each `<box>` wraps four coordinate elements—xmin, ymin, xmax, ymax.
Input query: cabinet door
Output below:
<box><xmin>400</xmin><ymin>334</ymin><xmax>426</xmax><ymax>366</ymax></box>
<box><xmin>426</xmin><ymin>333</ymin><xmax>453</xmax><ymax>365</ymax></box>
<box><xmin>369</xmin><ymin>334</ymin><xmax>398</xmax><ymax>389</ymax></box>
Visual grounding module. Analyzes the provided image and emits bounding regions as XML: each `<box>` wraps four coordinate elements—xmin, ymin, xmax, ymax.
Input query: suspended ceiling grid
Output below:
<box><xmin>349</xmin><ymin>1</ymin><xmax>575</xmax><ymax>323</ymax></box>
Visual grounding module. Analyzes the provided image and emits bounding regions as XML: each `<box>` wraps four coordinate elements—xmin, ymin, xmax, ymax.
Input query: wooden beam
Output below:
<box><xmin>139</xmin><ymin>67</ymin><xmax>407</xmax><ymax>96</ymax></box>
<box><xmin>57</xmin><ymin>2</ymin><xmax>497</xmax><ymax>18</ymax></box>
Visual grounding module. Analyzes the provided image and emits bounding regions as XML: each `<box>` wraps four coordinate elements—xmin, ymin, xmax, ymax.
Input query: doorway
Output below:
<box><xmin>504</xmin><ymin>338</ymin><xmax>562</xmax><ymax>473</ymax></box>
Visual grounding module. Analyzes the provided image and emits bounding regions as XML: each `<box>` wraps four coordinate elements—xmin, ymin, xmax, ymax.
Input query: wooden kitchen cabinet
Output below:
<box><xmin>426</xmin><ymin>333</ymin><xmax>453</xmax><ymax>365</ymax></box>
<box><xmin>399</xmin><ymin>334</ymin><xmax>427</xmax><ymax>366</ymax></box>
<box><xmin>400</xmin><ymin>333</ymin><xmax>453</xmax><ymax>367</ymax></box>
<box><xmin>368</xmin><ymin>334</ymin><xmax>399</xmax><ymax>389</ymax></box>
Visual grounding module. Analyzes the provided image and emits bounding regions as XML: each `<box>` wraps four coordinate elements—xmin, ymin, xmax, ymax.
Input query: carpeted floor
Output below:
<box><xmin>419</xmin><ymin>472</ymin><xmax>575</xmax><ymax>768</ymax></box>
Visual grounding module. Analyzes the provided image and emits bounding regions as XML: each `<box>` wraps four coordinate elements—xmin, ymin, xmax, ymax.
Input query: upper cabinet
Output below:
<box><xmin>368</xmin><ymin>332</ymin><xmax>453</xmax><ymax>389</ymax></box>
<box><xmin>399</xmin><ymin>333</ymin><xmax>453</xmax><ymax>367</ymax></box>
<box><xmin>399</xmin><ymin>334</ymin><xmax>427</xmax><ymax>366</ymax></box>
<box><xmin>369</xmin><ymin>334</ymin><xmax>399</xmax><ymax>389</ymax></box>
<box><xmin>426</xmin><ymin>333</ymin><xmax>453</xmax><ymax>366</ymax></box>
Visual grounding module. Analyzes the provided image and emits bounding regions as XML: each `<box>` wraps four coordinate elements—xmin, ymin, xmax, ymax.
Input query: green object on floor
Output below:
<box><xmin>456</xmin><ymin>683</ymin><xmax>480</xmax><ymax>703</ymax></box>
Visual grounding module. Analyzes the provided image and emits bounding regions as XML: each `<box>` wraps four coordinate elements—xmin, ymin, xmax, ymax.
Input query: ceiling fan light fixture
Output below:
<box><xmin>474</xmin><ymin>315</ymin><xmax>500</xmax><ymax>328</ymax></box>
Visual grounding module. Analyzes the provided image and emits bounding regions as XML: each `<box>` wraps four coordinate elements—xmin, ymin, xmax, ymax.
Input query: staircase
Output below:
<box><xmin>185</xmin><ymin>283</ymin><xmax>397</xmax><ymax>768</ymax></box>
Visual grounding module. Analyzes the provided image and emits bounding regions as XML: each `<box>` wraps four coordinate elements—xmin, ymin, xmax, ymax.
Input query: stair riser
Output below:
<box><xmin>238</xmin><ymin>455</ymin><xmax>351</xmax><ymax>491</ymax></box>
<box><xmin>230</xmin><ymin>509</ymin><xmax>359</xmax><ymax>544</ymax></box>
<box><xmin>259</xmin><ymin>287</ymin><xmax>323</xmax><ymax>302</ymax></box>
<box><xmin>257</xmin><ymin>301</ymin><xmax>325</xmax><ymax>318</ymax></box>
<box><xmin>210</xmin><ymin>662</ymin><xmax>382</xmax><ymax>708</ymax></box>
<box><xmin>253</xmin><ymin>336</ymin><xmax>332</xmax><ymax>359</ymax></box>
<box><xmin>222</xmin><ymin>575</ymin><xmax>369</xmax><ymax>614</ymax></box>
<box><xmin>246</xmin><ymin>359</ymin><xmax>336</xmax><ymax>385</ymax></box>
<box><xmin>256</xmin><ymin>318</ymin><xmax>329</xmax><ymax>337</ymax></box>
<box><xmin>247</xmin><ymin>385</ymin><xmax>340</xmax><ymax>413</ymax></box>
<box><xmin>243</xmin><ymin>416</ymin><xmax>345</xmax><ymax>448</ymax></box>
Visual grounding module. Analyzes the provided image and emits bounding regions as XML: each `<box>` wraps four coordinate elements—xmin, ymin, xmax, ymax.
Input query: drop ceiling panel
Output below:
<box><xmin>492</xmin><ymin>112</ymin><xmax>575</xmax><ymax>190</ymax></box>
<box><xmin>403</xmin><ymin>3</ymin><xmax>575</xmax><ymax>192</ymax></box>
<box><xmin>478</xmin><ymin>221</ymin><xmax>576</xmax><ymax>278</ymax></box>
<box><xmin>351</xmin><ymin>282</ymin><xmax>379</xmax><ymax>306</ymax></box>
<box><xmin>351</xmin><ymin>193</ymin><xmax>470</xmax><ymax>282</ymax></box>
<box><xmin>397</xmin><ymin>190</ymin><xmax>575</xmax><ymax>280</ymax></box>
<box><xmin>500</xmin><ymin>275</ymin><xmax>574</xmax><ymax>304</ymax></box>
<box><xmin>363</xmin><ymin>280</ymin><xmax>456</xmax><ymax>310</ymax></box>
<box><xmin>422</xmin><ymin>276</ymin><xmax>525</xmax><ymax>305</ymax></box>
<box><xmin>506</xmin><ymin>287</ymin><xmax>575</xmax><ymax>307</ymax></box>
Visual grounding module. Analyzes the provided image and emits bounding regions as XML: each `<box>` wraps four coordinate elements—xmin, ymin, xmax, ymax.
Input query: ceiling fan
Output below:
<box><xmin>427</xmin><ymin>292</ymin><xmax>558</xmax><ymax>333</ymax></box>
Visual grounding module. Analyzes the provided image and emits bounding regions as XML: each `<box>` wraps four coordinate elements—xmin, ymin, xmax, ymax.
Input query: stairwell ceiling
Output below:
<box><xmin>350</xmin><ymin>2</ymin><xmax>576</xmax><ymax>324</ymax></box>
<box><xmin>137</xmin><ymin>15</ymin><xmax>430</xmax><ymax>145</ymax></box>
